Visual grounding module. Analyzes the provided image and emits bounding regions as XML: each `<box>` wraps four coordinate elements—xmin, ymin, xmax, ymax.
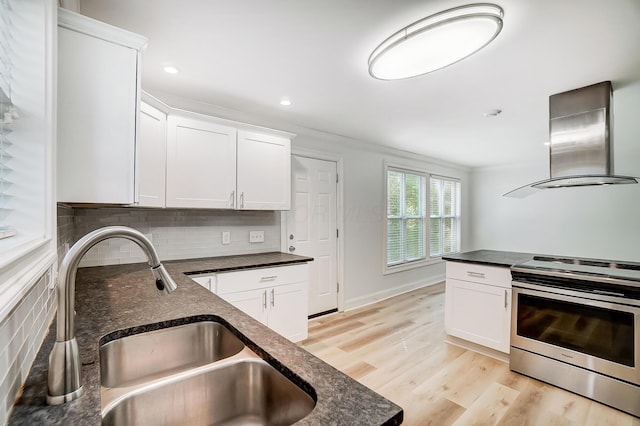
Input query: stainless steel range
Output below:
<box><xmin>510</xmin><ymin>256</ymin><xmax>640</xmax><ymax>417</ymax></box>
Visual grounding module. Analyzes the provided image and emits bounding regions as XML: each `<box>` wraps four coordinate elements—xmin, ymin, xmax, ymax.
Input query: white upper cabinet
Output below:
<box><xmin>165</xmin><ymin>112</ymin><xmax>292</xmax><ymax>210</ymax></box>
<box><xmin>137</xmin><ymin>101</ymin><xmax>167</xmax><ymax>207</ymax></box>
<box><xmin>55</xmin><ymin>9</ymin><xmax>292</xmax><ymax>209</ymax></box>
<box><xmin>237</xmin><ymin>131</ymin><xmax>291</xmax><ymax>210</ymax></box>
<box><xmin>165</xmin><ymin>114</ymin><xmax>237</xmax><ymax>208</ymax></box>
<box><xmin>56</xmin><ymin>9</ymin><xmax>147</xmax><ymax>204</ymax></box>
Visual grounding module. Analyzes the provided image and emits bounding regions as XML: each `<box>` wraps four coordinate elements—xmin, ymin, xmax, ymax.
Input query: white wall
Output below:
<box><xmin>469</xmin><ymin>81</ymin><xmax>640</xmax><ymax>262</ymax></box>
<box><xmin>293</xmin><ymin>134</ymin><xmax>471</xmax><ymax>308</ymax></box>
<box><xmin>112</xmin><ymin>90</ymin><xmax>472</xmax><ymax>309</ymax></box>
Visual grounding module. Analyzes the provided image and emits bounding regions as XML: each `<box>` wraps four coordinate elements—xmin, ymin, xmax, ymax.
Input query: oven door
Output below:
<box><xmin>511</xmin><ymin>282</ymin><xmax>640</xmax><ymax>386</ymax></box>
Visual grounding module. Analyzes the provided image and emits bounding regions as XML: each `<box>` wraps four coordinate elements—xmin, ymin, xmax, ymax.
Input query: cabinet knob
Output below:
<box><xmin>289</xmin><ymin>245</ymin><xmax>296</xmax><ymax>252</ymax></box>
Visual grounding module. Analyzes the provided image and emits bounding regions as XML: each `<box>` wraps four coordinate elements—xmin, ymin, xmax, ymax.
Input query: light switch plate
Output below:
<box><xmin>249</xmin><ymin>230</ymin><xmax>264</xmax><ymax>243</ymax></box>
<box><xmin>222</xmin><ymin>231</ymin><xmax>231</xmax><ymax>245</ymax></box>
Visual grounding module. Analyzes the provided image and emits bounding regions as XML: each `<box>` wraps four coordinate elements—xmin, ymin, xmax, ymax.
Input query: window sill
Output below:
<box><xmin>0</xmin><ymin>235</ymin><xmax>55</xmax><ymax>322</ymax></box>
<box><xmin>383</xmin><ymin>256</ymin><xmax>444</xmax><ymax>275</ymax></box>
<box><xmin>0</xmin><ymin>234</ymin><xmax>49</xmax><ymax>269</ymax></box>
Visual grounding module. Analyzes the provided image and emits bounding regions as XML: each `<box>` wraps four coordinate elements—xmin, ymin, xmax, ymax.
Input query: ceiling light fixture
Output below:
<box><xmin>368</xmin><ymin>3</ymin><xmax>504</xmax><ymax>80</ymax></box>
<box><xmin>163</xmin><ymin>65</ymin><xmax>179</xmax><ymax>74</ymax></box>
<box><xmin>280</xmin><ymin>98</ymin><xmax>292</xmax><ymax>106</ymax></box>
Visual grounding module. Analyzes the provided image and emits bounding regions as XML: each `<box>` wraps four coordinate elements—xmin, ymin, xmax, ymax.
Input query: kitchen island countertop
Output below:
<box><xmin>442</xmin><ymin>249</ymin><xmax>537</xmax><ymax>268</ymax></box>
<box><xmin>8</xmin><ymin>252</ymin><xmax>403</xmax><ymax>425</ymax></box>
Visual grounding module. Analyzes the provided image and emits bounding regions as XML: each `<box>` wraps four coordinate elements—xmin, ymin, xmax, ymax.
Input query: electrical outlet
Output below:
<box><xmin>222</xmin><ymin>231</ymin><xmax>231</xmax><ymax>245</ymax></box>
<box><xmin>249</xmin><ymin>230</ymin><xmax>264</xmax><ymax>243</ymax></box>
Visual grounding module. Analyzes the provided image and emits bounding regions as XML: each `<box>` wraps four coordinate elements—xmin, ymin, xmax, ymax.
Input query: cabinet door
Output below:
<box><xmin>236</xmin><ymin>131</ymin><xmax>291</xmax><ymax>210</ymax></box>
<box><xmin>166</xmin><ymin>115</ymin><xmax>236</xmax><ymax>208</ymax></box>
<box><xmin>137</xmin><ymin>102</ymin><xmax>167</xmax><ymax>207</ymax></box>
<box><xmin>221</xmin><ymin>288</ymin><xmax>269</xmax><ymax>326</ymax></box>
<box><xmin>445</xmin><ymin>278</ymin><xmax>511</xmax><ymax>353</ymax></box>
<box><xmin>190</xmin><ymin>275</ymin><xmax>213</xmax><ymax>291</ymax></box>
<box><xmin>268</xmin><ymin>282</ymin><xmax>308</xmax><ymax>342</ymax></box>
<box><xmin>57</xmin><ymin>26</ymin><xmax>139</xmax><ymax>204</ymax></box>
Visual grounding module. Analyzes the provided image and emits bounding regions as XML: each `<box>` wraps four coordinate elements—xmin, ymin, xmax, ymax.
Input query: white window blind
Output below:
<box><xmin>0</xmin><ymin>0</ymin><xmax>55</xmax><ymax>322</ymax></box>
<box><xmin>386</xmin><ymin>166</ymin><xmax>461</xmax><ymax>270</ymax></box>
<box><xmin>0</xmin><ymin>0</ymin><xmax>15</xmax><ymax>238</ymax></box>
<box><xmin>429</xmin><ymin>176</ymin><xmax>460</xmax><ymax>256</ymax></box>
<box><xmin>386</xmin><ymin>169</ymin><xmax>426</xmax><ymax>266</ymax></box>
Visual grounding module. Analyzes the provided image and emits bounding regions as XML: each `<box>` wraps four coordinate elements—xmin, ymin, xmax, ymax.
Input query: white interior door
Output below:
<box><xmin>286</xmin><ymin>156</ymin><xmax>338</xmax><ymax>316</ymax></box>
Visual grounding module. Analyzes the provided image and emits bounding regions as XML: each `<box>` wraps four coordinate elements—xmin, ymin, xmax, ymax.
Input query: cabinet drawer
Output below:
<box><xmin>216</xmin><ymin>264</ymin><xmax>308</xmax><ymax>295</ymax></box>
<box><xmin>446</xmin><ymin>261</ymin><xmax>511</xmax><ymax>288</ymax></box>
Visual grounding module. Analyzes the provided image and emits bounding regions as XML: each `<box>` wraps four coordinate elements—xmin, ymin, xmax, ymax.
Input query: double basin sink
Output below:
<box><xmin>99</xmin><ymin>317</ymin><xmax>316</xmax><ymax>425</ymax></box>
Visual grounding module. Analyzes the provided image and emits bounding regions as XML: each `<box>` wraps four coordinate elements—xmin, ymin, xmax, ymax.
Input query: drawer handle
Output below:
<box><xmin>467</xmin><ymin>271</ymin><xmax>486</xmax><ymax>279</ymax></box>
<box><xmin>260</xmin><ymin>276</ymin><xmax>278</xmax><ymax>281</ymax></box>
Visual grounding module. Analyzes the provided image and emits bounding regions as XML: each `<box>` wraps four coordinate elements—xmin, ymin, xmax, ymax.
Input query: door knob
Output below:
<box><xmin>289</xmin><ymin>246</ymin><xmax>295</xmax><ymax>252</ymax></box>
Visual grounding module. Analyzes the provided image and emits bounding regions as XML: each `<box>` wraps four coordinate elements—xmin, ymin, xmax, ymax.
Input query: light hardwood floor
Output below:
<box><xmin>300</xmin><ymin>284</ymin><xmax>640</xmax><ymax>426</ymax></box>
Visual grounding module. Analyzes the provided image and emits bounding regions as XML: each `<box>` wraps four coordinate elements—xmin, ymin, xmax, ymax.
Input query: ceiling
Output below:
<box><xmin>77</xmin><ymin>0</ymin><xmax>640</xmax><ymax>168</ymax></box>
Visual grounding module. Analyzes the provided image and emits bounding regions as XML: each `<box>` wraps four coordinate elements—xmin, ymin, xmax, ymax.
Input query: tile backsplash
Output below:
<box><xmin>0</xmin><ymin>273</ymin><xmax>56</xmax><ymax>424</ymax></box>
<box><xmin>69</xmin><ymin>207</ymin><xmax>282</xmax><ymax>267</ymax></box>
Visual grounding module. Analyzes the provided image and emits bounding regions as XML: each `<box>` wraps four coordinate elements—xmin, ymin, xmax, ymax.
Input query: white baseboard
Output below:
<box><xmin>343</xmin><ymin>274</ymin><xmax>445</xmax><ymax>311</ymax></box>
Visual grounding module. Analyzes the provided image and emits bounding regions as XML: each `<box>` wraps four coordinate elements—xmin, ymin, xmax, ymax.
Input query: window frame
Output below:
<box><xmin>383</xmin><ymin>163</ymin><xmax>461</xmax><ymax>275</ymax></box>
<box><xmin>428</xmin><ymin>175</ymin><xmax>461</xmax><ymax>258</ymax></box>
<box><xmin>0</xmin><ymin>0</ymin><xmax>56</xmax><ymax>322</ymax></box>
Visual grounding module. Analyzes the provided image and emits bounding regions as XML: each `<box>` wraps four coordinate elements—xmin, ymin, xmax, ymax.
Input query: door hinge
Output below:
<box><xmin>337</xmin><ymin>282</ymin><xmax>339</xmax><ymax>293</ymax></box>
<box><xmin>336</xmin><ymin>228</ymin><xmax>339</xmax><ymax>238</ymax></box>
<box><xmin>336</xmin><ymin>174</ymin><xmax>339</xmax><ymax>183</ymax></box>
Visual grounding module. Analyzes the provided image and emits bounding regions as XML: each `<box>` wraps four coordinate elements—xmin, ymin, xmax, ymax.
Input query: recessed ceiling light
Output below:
<box><xmin>163</xmin><ymin>65</ymin><xmax>179</xmax><ymax>74</ymax></box>
<box><xmin>280</xmin><ymin>98</ymin><xmax>292</xmax><ymax>106</ymax></box>
<box><xmin>368</xmin><ymin>4</ymin><xmax>504</xmax><ymax>80</ymax></box>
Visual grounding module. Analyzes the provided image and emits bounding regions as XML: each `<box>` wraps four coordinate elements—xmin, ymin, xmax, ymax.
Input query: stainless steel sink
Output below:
<box><xmin>102</xmin><ymin>358</ymin><xmax>316</xmax><ymax>426</ymax></box>
<box><xmin>100</xmin><ymin>320</ymin><xmax>244</xmax><ymax>388</ymax></box>
<box><xmin>99</xmin><ymin>319</ymin><xmax>316</xmax><ymax>426</ymax></box>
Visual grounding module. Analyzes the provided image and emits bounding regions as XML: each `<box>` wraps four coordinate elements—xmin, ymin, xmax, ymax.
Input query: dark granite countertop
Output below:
<box><xmin>8</xmin><ymin>252</ymin><xmax>403</xmax><ymax>425</ymax></box>
<box><xmin>442</xmin><ymin>249</ymin><xmax>537</xmax><ymax>268</ymax></box>
<box><xmin>176</xmin><ymin>251</ymin><xmax>314</xmax><ymax>275</ymax></box>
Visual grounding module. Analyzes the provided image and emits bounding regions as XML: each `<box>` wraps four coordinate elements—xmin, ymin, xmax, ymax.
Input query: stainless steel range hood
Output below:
<box><xmin>504</xmin><ymin>81</ymin><xmax>639</xmax><ymax>197</ymax></box>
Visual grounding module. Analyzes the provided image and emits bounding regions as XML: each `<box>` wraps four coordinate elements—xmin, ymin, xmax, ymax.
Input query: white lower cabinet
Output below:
<box><xmin>444</xmin><ymin>262</ymin><xmax>511</xmax><ymax>354</ymax></box>
<box><xmin>191</xmin><ymin>275</ymin><xmax>212</xmax><ymax>291</ymax></box>
<box><xmin>190</xmin><ymin>264</ymin><xmax>309</xmax><ymax>342</ymax></box>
